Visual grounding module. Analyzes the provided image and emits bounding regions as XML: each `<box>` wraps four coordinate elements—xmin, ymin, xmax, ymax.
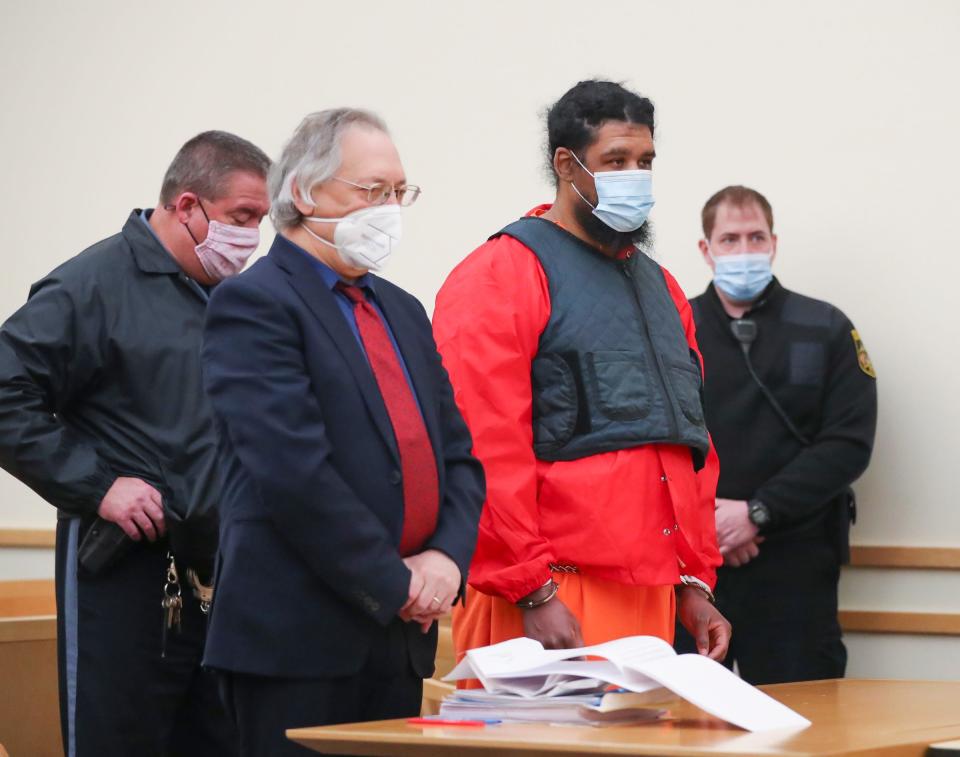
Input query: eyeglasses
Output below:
<box><xmin>333</xmin><ymin>177</ymin><xmax>421</xmax><ymax>207</ymax></box>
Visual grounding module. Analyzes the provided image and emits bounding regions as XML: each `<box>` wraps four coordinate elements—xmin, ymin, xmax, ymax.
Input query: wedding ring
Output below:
<box><xmin>431</xmin><ymin>596</ymin><xmax>442</xmax><ymax>606</ymax></box>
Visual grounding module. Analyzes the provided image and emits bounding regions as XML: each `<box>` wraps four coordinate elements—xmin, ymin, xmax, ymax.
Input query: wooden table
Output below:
<box><xmin>288</xmin><ymin>679</ymin><xmax>960</xmax><ymax>756</ymax></box>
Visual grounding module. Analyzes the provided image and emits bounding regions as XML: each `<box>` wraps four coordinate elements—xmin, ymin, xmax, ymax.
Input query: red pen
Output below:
<box><xmin>407</xmin><ymin>717</ymin><xmax>501</xmax><ymax>727</ymax></box>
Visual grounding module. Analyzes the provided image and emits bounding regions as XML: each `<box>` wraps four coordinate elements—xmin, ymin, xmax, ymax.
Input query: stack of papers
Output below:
<box><xmin>440</xmin><ymin>688</ymin><xmax>670</xmax><ymax>726</ymax></box>
<box><xmin>443</xmin><ymin>636</ymin><xmax>811</xmax><ymax>733</ymax></box>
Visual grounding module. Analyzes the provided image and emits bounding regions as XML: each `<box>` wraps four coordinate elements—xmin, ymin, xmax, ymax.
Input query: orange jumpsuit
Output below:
<box><xmin>432</xmin><ymin>207</ymin><xmax>721</xmax><ymax>665</ymax></box>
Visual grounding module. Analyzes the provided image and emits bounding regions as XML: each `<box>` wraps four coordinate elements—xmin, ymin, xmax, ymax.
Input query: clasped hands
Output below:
<box><xmin>398</xmin><ymin>549</ymin><xmax>461</xmax><ymax>633</ymax></box>
<box><xmin>715</xmin><ymin>497</ymin><xmax>765</xmax><ymax>567</ymax></box>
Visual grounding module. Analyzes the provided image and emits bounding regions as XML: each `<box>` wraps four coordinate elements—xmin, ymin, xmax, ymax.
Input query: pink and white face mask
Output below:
<box><xmin>174</xmin><ymin>198</ymin><xmax>260</xmax><ymax>281</ymax></box>
<box><xmin>194</xmin><ymin>219</ymin><xmax>260</xmax><ymax>281</ymax></box>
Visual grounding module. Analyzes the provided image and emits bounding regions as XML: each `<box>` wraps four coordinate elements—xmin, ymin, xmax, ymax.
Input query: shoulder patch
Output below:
<box><xmin>851</xmin><ymin>329</ymin><xmax>876</xmax><ymax>378</ymax></box>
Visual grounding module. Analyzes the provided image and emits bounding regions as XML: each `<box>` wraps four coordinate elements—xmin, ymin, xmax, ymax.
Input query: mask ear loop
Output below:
<box><xmin>566</xmin><ymin>150</ymin><xmax>598</xmax><ymax>210</ymax></box>
<box><xmin>301</xmin><ymin>222</ymin><xmax>339</xmax><ymax>249</ymax></box>
<box><xmin>196</xmin><ymin>199</ymin><xmax>211</xmax><ymax>223</ymax></box>
<box><xmin>299</xmin><ymin>178</ymin><xmax>345</xmax><ymax>226</ymax></box>
<box><xmin>300</xmin><ymin>188</ymin><xmax>345</xmax><ymax>248</ymax></box>
<box><xmin>166</xmin><ymin>197</ymin><xmax>209</xmax><ymax>245</ymax></box>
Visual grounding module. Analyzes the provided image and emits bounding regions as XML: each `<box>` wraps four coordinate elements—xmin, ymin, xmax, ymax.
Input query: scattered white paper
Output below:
<box><xmin>444</xmin><ymin>635</ymin><xmax>811</xmax><ymax>733</ymax></box>
<box><xmin>638</xmin><ymin>653</ymin><xmax>811</xmax><ymax>731</ymax></box>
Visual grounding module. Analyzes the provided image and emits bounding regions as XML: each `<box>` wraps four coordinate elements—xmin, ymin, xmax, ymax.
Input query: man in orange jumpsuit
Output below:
<box><xmin>433</xmin><ymin>80</ymin><xmax>731</xmax><ymax>662</ymax></box>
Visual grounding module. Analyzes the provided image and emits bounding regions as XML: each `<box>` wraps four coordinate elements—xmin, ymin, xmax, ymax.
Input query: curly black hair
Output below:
<box><xmin>545</xmin><ymin>80</ymin><xmax>655</xmax><ymax>185</ymax></box>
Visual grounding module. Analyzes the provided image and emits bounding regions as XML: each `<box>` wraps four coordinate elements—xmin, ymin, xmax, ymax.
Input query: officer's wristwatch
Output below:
<box><xmin>747</xmin><ymin>499</ymin><xmax>772</xmax><ymax>528</ymax></box>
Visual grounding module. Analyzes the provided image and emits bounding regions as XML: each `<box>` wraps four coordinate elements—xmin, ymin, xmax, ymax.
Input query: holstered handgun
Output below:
<box><xmin>77</xmin><ymin>517</ymin><xmax>135</xmax><ymax>576</ymax></box>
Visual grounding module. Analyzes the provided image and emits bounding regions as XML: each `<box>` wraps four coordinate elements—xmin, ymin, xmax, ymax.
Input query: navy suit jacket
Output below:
<box><xmin>200</xmin><ymin>236</ymin><xmax>485</xmax><ymax>678</ymax></box>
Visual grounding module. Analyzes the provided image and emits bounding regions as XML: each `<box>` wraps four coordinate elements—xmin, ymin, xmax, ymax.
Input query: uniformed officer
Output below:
<box><xmin>675</xmin><ymin>185</ymin><xmax>878</xmax><ymax>684</ymax></box>
<box><xmin>0</xmin><ymin>131</ymin><xmax>271</xmax><ymax>755</ymax></box>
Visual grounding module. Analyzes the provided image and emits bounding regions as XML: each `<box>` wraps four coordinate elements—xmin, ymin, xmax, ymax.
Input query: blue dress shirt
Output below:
<box><xmin>281</xmin><ymin>236</ymin><xmax>421</xmax><ymax>406</ymax></box>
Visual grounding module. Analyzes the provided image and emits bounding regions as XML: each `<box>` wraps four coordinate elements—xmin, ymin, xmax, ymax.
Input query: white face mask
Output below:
<box><xmin>302</xmin><ymin>204</ymin><xmax>402</xmax><ymax>272</ymax></box>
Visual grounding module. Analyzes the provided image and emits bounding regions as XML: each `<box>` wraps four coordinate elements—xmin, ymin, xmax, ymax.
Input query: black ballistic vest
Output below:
<box><xmin>493</xmin><ymin>217</ymin><xmax>709</xmax><ymax>470</ymax></box>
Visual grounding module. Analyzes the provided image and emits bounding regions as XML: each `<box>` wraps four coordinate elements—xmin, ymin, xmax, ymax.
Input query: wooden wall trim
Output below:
<box><xmin>0</xmin><ymin>528</ymin><xmax>55</xmax><ymax>548</ymax></box>
<box><xmin>849</xmin><ymin>546</ymin><xmax>960</xmax><ymax>570</ymax></box>
<box><xmin>0</xmin><ymin>616</ymin><xmax>57</xmax><ymax>643</ymax></box>
<box><xmin>840</xmin><ymin>610</ymin><xmax>960</xmax><ymax>636</ymax></box>
<box><xmin>0</xmin><ymin>579</ymin><xmax>56</xmax><ymax>618</ymax></box>
<box><xmin>2</xmin><ymin>534</ymin><xmax>958</xmax><ymax>569</ymax></box>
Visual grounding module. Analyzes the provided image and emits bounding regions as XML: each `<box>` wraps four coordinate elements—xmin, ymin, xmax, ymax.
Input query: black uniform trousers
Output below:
<box><xmin>676</xmin><ymin>533</ymin><xmax>846</xmax><ymax>685</ymax></box>
<box><xmin>216</xmin><ymin>617</ymin><xmax>423</xmax><ymax>757</ymax></box>
<box><xmin>55</xmin><ymin>517</ymin><xmax>235</xmax><ymax>757</ymax></box>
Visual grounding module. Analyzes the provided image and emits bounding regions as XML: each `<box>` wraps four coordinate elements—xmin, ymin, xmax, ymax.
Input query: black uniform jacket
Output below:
<box><xmin>691</xmin><ymin>279</ymin><xmax>878</xmax><ymax>540</ymax></box>
<box><xmin>0</xmin><ymin>210</ymin><xmax>222</xmax><ymax>574</ymax></box>
<box><xmin>200</xmin><ymin>236</ymin><xmax>485</xmax><ymax>679</ymax></box>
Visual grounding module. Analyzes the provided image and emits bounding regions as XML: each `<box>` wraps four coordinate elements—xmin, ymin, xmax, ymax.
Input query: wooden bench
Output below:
<box><xmin>0</xmin><ymin>580</ymin><xmax>61</xmax><ymax>757</ymax></box>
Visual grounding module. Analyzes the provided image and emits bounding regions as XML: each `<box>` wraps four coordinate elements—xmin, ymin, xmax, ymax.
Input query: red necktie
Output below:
<box><xmin>336</xmin><ymin>283</ymin><xmax>439</xmax><ymax>555</ymax></box>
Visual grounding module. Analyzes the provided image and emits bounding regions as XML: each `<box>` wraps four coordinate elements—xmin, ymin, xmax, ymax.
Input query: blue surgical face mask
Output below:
<box><xmin>709</xmin><ymin>247</ymin><xmax>774</xmax><ymax>302</ymax></box>
<box><xmin>569</xmin><ymin>151</ymin><xmax>655</xmax><ymax>232</ymax></box>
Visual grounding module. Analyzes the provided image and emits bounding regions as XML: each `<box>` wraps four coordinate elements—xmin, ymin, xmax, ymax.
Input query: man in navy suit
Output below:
<box><xmin>201</xmin><ymin>108</ymin><xmax>485</xmax><ymax>756</ymax></box>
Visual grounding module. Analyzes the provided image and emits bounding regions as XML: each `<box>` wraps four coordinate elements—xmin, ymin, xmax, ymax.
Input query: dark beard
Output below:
<box><xmin>572</xmin><ymin>199</ymin><xmax>654</xmax><ymax>256</ymax></box>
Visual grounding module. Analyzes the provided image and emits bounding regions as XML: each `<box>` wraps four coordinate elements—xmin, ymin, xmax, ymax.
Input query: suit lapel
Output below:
<box><xmin>269</xmin><ymin>242</ymin><xmax>400</xmax><ymax>465</ymax></box>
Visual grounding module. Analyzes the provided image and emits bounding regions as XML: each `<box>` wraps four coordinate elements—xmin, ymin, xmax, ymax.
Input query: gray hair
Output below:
<box><xmin>268</xmin><ymin>108</ymin><xmax>388</xmax><ymax>230</ymax></box>
<box><xmin>159</xmin><ymin>130</ymin><xmax>270</xmax><ymax>204</ymax></box>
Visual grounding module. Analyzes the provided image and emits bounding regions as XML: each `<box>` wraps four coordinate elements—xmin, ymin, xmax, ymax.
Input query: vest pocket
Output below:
<box><xmin>531</xmin><ymin>353</ymin><xmax>579</xmax><ymax>453</ymax></box>
<box><xmin>669</xmin><ymin>359</ymin><xmax>705</xmax><ymax>425</ymax></box>
<box><xmin>586</xmin><ymin>351</ymin><xmax>651</xmax><ymax>421</ymax></box>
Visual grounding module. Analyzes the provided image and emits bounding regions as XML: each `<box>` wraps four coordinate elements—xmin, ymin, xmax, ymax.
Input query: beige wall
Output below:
<box><xmin>0</xmin><ymin>0</ymin><xmax>957</xmax><ymax>673</ymax></box>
